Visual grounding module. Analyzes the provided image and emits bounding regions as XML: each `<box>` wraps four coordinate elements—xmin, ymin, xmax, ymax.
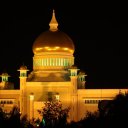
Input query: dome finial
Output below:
<box><xmin>49</xmin><ymin>9</ymin><xmax>58</xmax><ymax>31</ymax></box>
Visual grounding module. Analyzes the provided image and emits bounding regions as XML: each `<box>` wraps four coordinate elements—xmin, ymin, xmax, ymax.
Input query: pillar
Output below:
<box><xmin>29</xmin><ymin>93</ymin><xmax>34</xmax><ymax>120</ymax></box>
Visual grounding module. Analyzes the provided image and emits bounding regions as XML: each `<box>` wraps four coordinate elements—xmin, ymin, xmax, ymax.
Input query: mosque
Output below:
<box><xmin>0</xmin><ymin>10</ymin><xmax>127</xmax><ymax>121</ymax></box>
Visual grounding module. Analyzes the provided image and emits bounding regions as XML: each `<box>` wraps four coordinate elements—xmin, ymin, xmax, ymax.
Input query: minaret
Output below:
<box><xmin>18</xmin><ymin>65</ymin><xmax>29</xmax><ymax>116</ymax></box>
<box><xmin>0</xmin><ymin>73</ymin><xmax>10</xmax><ymax>89</ymax></box>
<box><xmin>69</xmin><ymin>65</ymin><xmax>79</xmax><ymax>121</ymax></box>
<box><xmin>78</xmin><ymin>71</ymin><xmax>87</xmax><ymax>89</ymax></box>
<box><xmin>0</xmin><ymin>72</ymin><xmax>10</xmax><ymax>82</ymax></box>
<box><xmin>49</xmin><ymin>10</ymin><xmax>58</xmax><ymax>31</ymax></box>
<box><xmin>69</xmin><ymin>65</ymin><xmax>79</xmax><ymax>92</ymax></box>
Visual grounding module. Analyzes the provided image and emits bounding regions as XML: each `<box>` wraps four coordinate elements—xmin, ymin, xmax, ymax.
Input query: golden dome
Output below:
<box><xmin>78</xmin><ymin>71</ymin><xmax>86</xmax><ymax>75</ymax></box>
<box><xmin>32</xmin><ymin>10</ymin><xmax>75</xmax><ymax>55</ymax></box>
<box><xmin>1</xmin><ymin>73</ymin><xmax>10</xmax><ymax>77</ymax></box>
<box><xmin>19</xmin><ymin>65</ymin><xmax>28</xmax><ymax>70</ymax></box>
<box><xmin>70</xmin><ymin>65</ymin><xmax>78</xmax><ymax>69</ymax></box>
<box><xmin>33</xmin><ymin>30</ymin><xmax>75</xmax><ymax>54</ymax></box>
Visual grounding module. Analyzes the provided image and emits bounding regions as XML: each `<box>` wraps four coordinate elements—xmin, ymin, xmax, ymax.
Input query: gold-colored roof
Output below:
<box><xmin>0</xmin><ymin>73</ymin><xmax>10</xmax><ymax>77</ymax></box>
<box><xmin>19</xmin><ymin>65</ymin><xmax>28</xmax><ymax>70</ymax></box>
<box><xmin>78</xmin><ymin>71</ymin><xmax>87</xmax><ymax>76</ymax></box>
<box><xmin>70</xmin><ymin>65</ymin><xmax>78</xmax><ymax>69</ymax></box>
<box><xmin>33</xmin><ymin>30</ymin><xmax>75</xmax><ymax>54</ymax></box>
<box><xmin>32</xmin><ymin>9</ymin><xmax>75</xmax><ymax>55</ymax></box>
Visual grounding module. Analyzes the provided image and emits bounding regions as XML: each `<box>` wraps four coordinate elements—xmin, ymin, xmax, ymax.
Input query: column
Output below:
<box><xmin>29</xmin><ymin>94</ymin><xmax>34</xmax><ymax>120</ymax></box>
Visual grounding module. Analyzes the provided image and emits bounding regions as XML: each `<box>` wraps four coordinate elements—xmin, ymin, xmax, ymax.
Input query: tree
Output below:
<box><xmin>76</xmin><ymin>92</ymin><xmax>128</xmax><ymax>128</ymax></box>
<box><xmin>98</xmin><ymin>92</ymin><xmax>128</xmax><ymax>127</ymax></box>
<box><xmin>7</xmin><ymin>106</ymin><xmax>20</xmax><ymax>128</ymax></box>
<box><xmin>0</xmin><ymin>107</ymin><xmax>6</xmax><ymax>127</ymax></box>
<box><xmin>77</xmin><ymin>111</ymin><xmax>99</xmax><ymax>128</ymax></box>
<box><xmin>0</xmin><ymin>106</ymin><xmax>34</xmax><ymax>128</ymax></box>
<box><xmin>38</xmin><ymin>101</ymin><xmax>70</xmax><ymax>128</ymax></box>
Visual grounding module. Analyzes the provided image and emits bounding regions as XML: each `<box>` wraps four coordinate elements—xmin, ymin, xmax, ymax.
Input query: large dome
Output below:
<box><xmin>33</xmin><ymin>10</ymin><xmax>75</xmax><ymax>55</ymax></box>
<box><xmin>33</xmin><ymin>30</ymin><xmax>75</xmax><ymax>54</ymax></box>
<box><xmin>32</xmin><ymin>10</ymin><xmax>75</xmax><ymax>72</ymax></box>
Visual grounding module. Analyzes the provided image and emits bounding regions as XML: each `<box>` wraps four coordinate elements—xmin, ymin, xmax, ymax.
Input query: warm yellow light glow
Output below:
<box><xmin>30</xmin><ymin>95</ymin><xmax>34</xmax><ymax>100</ymax></box>
<box><xmin>34</xmin><ymin>47</ymin><xmax>74</xmax><ymax>53</ymax></box>
<box><xmin>44</xmin><ymin>47</ymin><xmax>49</xmax><ymax>49</ymax></box>
<box><xmin>63</xmin><ymin>48</ymin><xmax>68</xmax><ymax>50</ymax></box>
<box><xmin>44</xmin><ymin>47</ymin><xmax>60</xmax><ymax>51</ymax></box>
<box><xmin>48</xmin><ymin>48</ymin><xmax>52</xmax><ymax>51</ymax></box>
<box><xmin>55</xmin><ymin>46</ymin><xmax>60</xmax><ymax>49</ymax></box>
<box><xmin>55</xmin><ymin>94</ymin><xmax>60</xmax><ymax>101</ymax></box>
<box><xmin>70</xmin><ymin>50</ymin><xmax>73</xmax><ymax>53</ymax></box>
<box><xmin>36</xmin><ymin>48</ymin><xmax>43</xmax><ymax>51</ymax></box>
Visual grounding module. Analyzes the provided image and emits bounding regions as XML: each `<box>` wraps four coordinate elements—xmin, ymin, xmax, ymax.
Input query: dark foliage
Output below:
<box><xmin>38</xmin><ymin>101</ymin><xmax>70</xmax><ymax>128</ymax></box>
<box><xmin>1</xmin><ymin>93</ymin><xmax>128</xmax><ymax>128</ymax></box>
<box><xmin>0</xmin><ymin>106</ymin><xmax>34</xmax><ymax>128</ymax></box>
<box><xmin>72</xmin><ymin>92</ymin><xmax>128</xmax><ymax>128</ymax></box>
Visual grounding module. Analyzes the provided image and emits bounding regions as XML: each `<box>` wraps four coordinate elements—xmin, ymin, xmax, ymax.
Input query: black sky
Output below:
<box><xmin>0</xmin><ymin>1</ymin><xmax>128</xmax><ymax>89</ymax></box>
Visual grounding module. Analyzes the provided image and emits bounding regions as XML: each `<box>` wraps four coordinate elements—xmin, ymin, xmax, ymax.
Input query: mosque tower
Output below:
<box><xmin>18</xmin><ymin>65</ymin><xmax>29</xmax><ymax>115</ymax></box>
<box><xmin>27</xmin><ymin>10</ymin><xmax>75</xmax><ymax>82</ymax></box>
<box><xmin>18</xmin><ymin>9</ymin><xmax>86</xmax><ymax>121</ymax></box>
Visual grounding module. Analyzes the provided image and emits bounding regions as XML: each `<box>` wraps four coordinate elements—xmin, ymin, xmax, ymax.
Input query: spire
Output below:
<box><xmin>49</xmin><ymin>10</ymin><xmax>58</xmax><ymax>31</ymax></box>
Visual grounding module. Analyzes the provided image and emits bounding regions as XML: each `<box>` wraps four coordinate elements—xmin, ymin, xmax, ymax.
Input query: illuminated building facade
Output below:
<box><xmin>0</xmin><ymin>10</ymin><xmax>127</xmax><ymax>121</ymax></box>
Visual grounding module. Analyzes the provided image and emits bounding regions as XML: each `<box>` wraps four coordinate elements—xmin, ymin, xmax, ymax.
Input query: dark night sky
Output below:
<box><xmin>0</xmin><ymin>1</ymin><xmax>128</xmax><ymax>89</ymax></box>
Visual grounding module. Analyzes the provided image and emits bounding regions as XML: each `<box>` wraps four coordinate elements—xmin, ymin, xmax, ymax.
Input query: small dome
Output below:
<box><xmin>70</xmin><ymin>65</ymin><xmax>78</xmax><ymax>69</ymax></box>
<box><xmin>78</xmin><ymin>71</ymin><xmax>87</xmax><ymax>76</ymax></box>
<box><xmin>1</xmin><ymin>73</ymin><xmax>10</xmax><ymax>77</ymax></box>
<box><xmin>33</xmin><ymin>30</ymin><xmax>75</xmax><ymax>55</ymax></box>
<box><xmin>19</xmin><ymin>65</ymin><xmax>28</xmax><ymax>70</ymax></box>
<box><xmin>79</xmin><ymin>71</ymin><xmax>85</xmax><ymax>75</ymax></box>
